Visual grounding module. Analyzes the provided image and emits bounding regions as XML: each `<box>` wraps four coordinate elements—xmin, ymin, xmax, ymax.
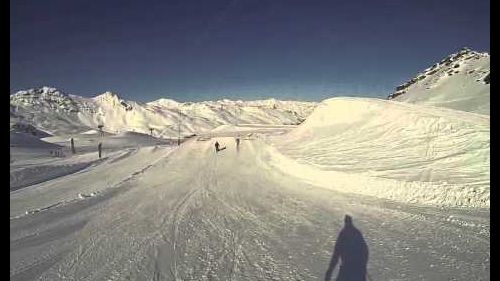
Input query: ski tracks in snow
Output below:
<box><xmin>12</xmin><ymin>139</ymin><xmax>489</xmax><ymax>281</ymax></box>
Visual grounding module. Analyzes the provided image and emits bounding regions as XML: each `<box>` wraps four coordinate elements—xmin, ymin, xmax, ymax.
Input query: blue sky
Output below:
<box><xmin>10</xmin><ymin>0</ymin><xmax>490</xmax><ymax>102</ymax></box>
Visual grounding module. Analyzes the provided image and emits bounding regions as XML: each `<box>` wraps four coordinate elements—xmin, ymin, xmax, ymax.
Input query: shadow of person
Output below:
<box><xmin>325</xmin><ymin>215</ymin><xmax>369</xmax><ymax>281</ymax></box>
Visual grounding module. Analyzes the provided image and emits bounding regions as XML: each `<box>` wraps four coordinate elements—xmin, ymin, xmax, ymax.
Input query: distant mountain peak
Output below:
<box><xmin>148</xmin><ymin>98</ymin><xmax>180</xmax><ymax>108</ymax></box>
<box><xmin>37</xmin><ymin>86</ymin><xmax>61</xmax><ymax>95</ymax></box>
<box><xmin>12</xmin><ymin>86</ymin><xmax>68</xmax><ymax>98</ymax></box>
<box><xmin>94</xmin><ymin>91</ymin><xmax>121</xmax><ymax>101</ymax></box>
<box><xmin>93</xmin><ymin>91</ymin><xmax>134</xmax><ymax>111</ymax></box>
<box><xmin>10</xmin><ymin>86</ymin><xmax>318</xmax><ymax>136</ymax></box>
<box><xmin>388</xmin><ymin>48</ymin><xmax>490</xmax><ymax>115</ymax></box>
<box><xmin>10</xmin><ymin>86</ymin><xmax>82</xmax><ymax>114</ymax></box>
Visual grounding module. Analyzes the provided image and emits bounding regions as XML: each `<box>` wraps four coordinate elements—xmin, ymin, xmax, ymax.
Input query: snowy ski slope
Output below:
<box><xmin>10</xmin><ymin>136</ymin><xmax>489</xmax><ymax>280</ymax></box>
<box><xmin>10</xmin><ymin>48</ymin><xmax>490</xmax><ymax>280</ymax></box>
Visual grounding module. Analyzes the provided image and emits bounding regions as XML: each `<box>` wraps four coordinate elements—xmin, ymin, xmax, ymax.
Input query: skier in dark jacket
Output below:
<box><xmin>235</xmin><ymin>137</ymin><xmax>240</xmax><ymax>152</ymax></box>
<box><xmin>325</xmin><ymin>215</ymin><xmax>369</xmax><ymax>281</ymax></box>
<box><xmin>98</xmin><ymin>142</ymin><xmax>102</xmax><ymax>159</ymax></box>
<box><xmin>70</xmin><ymin>138</ymin><xmax>76</xmax><ymax>154</ymax></box>
<box><xmin>215</xmin><ymin>141</ymin><xmax>220</xmax><ymax>152</ymax></box>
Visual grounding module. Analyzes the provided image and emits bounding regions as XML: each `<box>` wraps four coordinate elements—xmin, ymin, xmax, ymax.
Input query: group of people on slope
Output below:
<box><xmin>214</xmin><ymin>136</ymin><xmax>240</xmax><ymax>153</ymax></box>
<box><xmin>66</xmin><ymin>138</ymin><xmax>103</xmax><ymax>159</ymax></box>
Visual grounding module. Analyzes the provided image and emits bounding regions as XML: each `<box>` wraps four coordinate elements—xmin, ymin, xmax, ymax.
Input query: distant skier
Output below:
<box><xmin>235</xmin><ymin>137</ymin><xmax>240</xmax><ymax>152</ymax></box>
<box><xmin>214</xmin><ymin>141</ymin><xmax>226</xmax><ymax>153</ymax></box>
<box><xmin>70</xmin><ymin>138</ymin><xmax>76</xmax><ymax>154</ymax></box>
<box><xmin>98</xmin><ymin>142</ymin><xmax>102</xmax><ymax>159</ymax></box>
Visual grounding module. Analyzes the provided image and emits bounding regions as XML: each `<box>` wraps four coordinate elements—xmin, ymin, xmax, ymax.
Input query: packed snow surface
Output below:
<box><xmin>11</xmin><ymin>122</ymin><xmax>489</xmax><ymax>280</ymax></box>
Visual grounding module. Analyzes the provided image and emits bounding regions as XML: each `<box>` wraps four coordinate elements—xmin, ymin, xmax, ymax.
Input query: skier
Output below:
<box><xmin>98</xmin><ymin>142</ymin><xmax>102</xmax><ymax>159</ymax></box>
<box><xmin>325</xmin><ymin>215</ymin><xmax>369</xmax><ymax>281</ymax></box>
<box><xmin>70</xmin><ymin>138</ymin><xmax>76</xmax><ymax>154</ymax></box>
<box><xmin>215</xmin><ymin>141</ymin><xmax>226</xmax><ymax>153</ymax></box>
<box><xmin>235</xmin><ymin>137</ymin><xmax>240</xmax><ymax>151</ymax></box>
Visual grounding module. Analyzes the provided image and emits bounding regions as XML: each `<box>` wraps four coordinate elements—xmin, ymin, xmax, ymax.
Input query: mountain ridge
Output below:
<box><xmin>387</xmin><ymin>47</ymin><xmax>490</xmax><ymax>114</ymax></box>
<box><xmin>10</xmin><ymin>87</ymin><xmax>317</xmax><ymax>137</ymax></box>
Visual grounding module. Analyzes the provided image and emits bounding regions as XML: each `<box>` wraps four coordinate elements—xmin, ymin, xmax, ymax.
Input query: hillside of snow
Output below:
<box><xmin>10</xmin><ymin>87</ymin><xmax>317</xmax><ymax>138</ymax></box>
<box><xmin>272</xmin><ymin>97</ymin><xmax>489</xmax><ymax>208</ymax></box>
<box><xmin>388</xmin><ymin>48</ymin><xmax>490</xmax><ymax>115</ymax></box>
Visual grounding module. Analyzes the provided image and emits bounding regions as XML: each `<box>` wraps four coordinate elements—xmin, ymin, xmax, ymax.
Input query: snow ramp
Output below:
<box><xmin>273</xmin><ymin>97</ymin><xmax>489</xmax><ymax>208</ymax></box>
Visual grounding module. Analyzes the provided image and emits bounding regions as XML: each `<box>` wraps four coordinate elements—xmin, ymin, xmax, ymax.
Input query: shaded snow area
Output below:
<box><xmin>273</xmin><ymin>97</ymin><xmax>489</xmax><ymax>208</ymax></box>
<box><xmin>10</xmin><ymin>132</ymin><xmax>59</xmax><ymax>150</ymax></box>
<box><xmin>388</xmin><ymin>48</ymin><xmax>490</xmax><ymax>115</ymax></box>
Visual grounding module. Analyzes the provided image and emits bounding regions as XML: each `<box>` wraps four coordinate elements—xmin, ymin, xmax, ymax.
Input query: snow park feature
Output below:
<box><xmin>10</xmin><ymin>50</ymin><xmax>489</xmax><ymax>280</ymax></box>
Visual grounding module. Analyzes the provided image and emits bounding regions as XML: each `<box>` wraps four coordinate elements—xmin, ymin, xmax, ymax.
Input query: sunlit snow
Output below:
<box><xmin>10</xmin><ymin>50</ymin><xmax>489</xmax><ymax>280</ymax></box>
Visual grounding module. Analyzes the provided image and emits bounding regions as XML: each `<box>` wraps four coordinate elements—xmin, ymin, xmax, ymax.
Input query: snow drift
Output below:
<box><xmin>273</xmin><ymin>97</ymin><xmax>489</xmax><ymax>208</ymax></box>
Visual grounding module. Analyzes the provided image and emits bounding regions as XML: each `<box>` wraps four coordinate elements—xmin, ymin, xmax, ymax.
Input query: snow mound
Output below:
<box><xmin>211</xmin><ymin>124</ymin><xmax>240</xmax><ymax>132</ymax></box>
<box><xmin>81</xmin><ymin>129</ymin><xmax>100</xmax><ymax>135</ymax></box>
<box><xmin>115</xmin><ymin>131</ymin><xmax>152</xmax><ymax>138</ymax></box>
<box><xmin>276</xmin><ymin>97</ymin><xmax>489</xmax><ymax>208</ymax></box>
<box><xmin>388</xmin><ymin>48</ymin><xmax>490</xmax><ymax>115</ymax></box>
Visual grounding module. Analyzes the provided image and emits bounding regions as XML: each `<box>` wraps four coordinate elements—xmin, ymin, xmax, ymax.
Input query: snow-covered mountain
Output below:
<box><xmin>10</xmin><ymin>87</ymin><xmax>317</xmax><ymax>138</ymax></box>
<box><xmin>388</xmin><ymin>47</ymin><xmax>490</xmax><ymax>115</ymax></box>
